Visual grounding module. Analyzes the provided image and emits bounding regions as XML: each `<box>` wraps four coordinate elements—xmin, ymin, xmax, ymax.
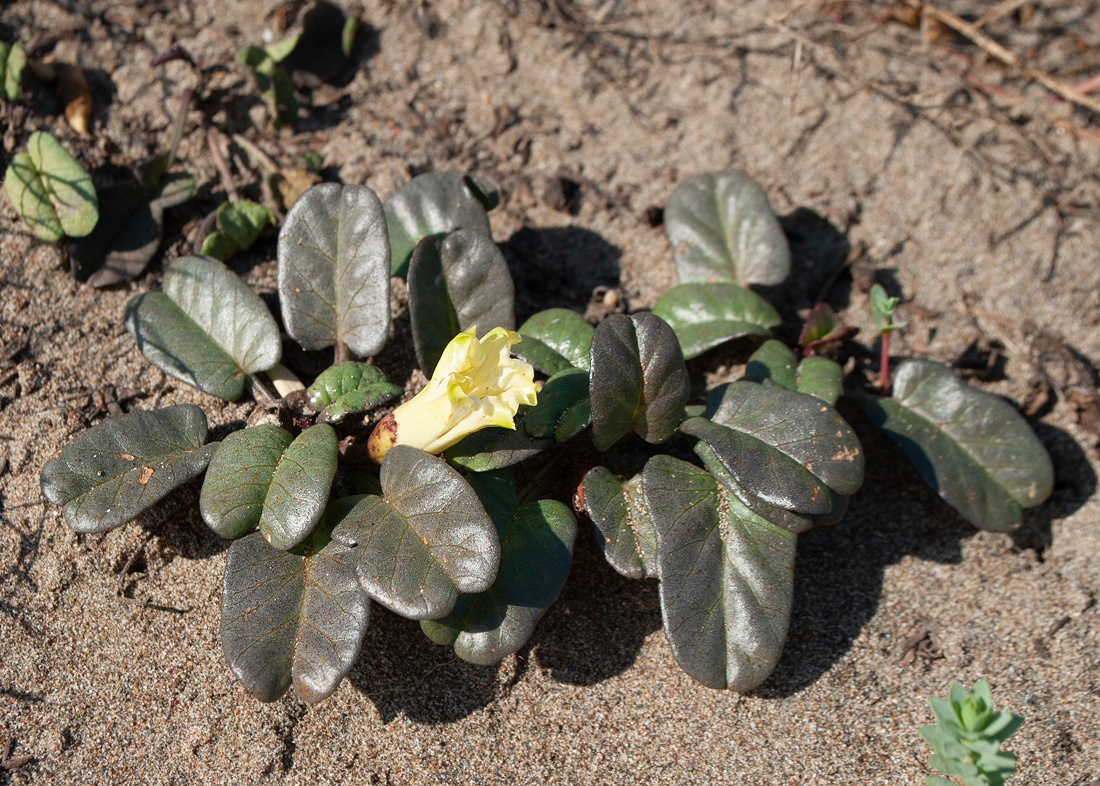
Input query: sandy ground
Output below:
<box><xmin>2</xmin><ymin>0</ymin><xmax>1100</xmax><ymax>783</ymax></box>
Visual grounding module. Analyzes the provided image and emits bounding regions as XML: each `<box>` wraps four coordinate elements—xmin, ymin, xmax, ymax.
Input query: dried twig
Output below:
<box><xmin>922</xmin><ymin>3</ymin><xmax>1100</xmax><ymax>115</ymax></box>
<box><xmin>205</xmin><ymin>126</ymin><xmax>241</xmax><ymax>203</ymax></box>
<box><xmin>973</xmin><ymin>0</ymin><xmax>1031</xmax><ymax>30</ymax></box>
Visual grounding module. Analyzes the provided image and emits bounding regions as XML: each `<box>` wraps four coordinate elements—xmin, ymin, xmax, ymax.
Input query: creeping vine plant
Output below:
<box><xmin>40</xmin><ymin>169</ymin><xmax>1054</xmax><ymax>704</ymax></box>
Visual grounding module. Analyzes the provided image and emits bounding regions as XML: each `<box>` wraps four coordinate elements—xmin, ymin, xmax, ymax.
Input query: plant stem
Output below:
<box><xmin>164</xmin><ymin>87</ymin><xmax>190</xmax><ymax>173</ymax></box>
<box><xmin>205</xmin><ymin>125</ymin><xmax>240</xmax><ymax>203</ymax></box>
<box><xmin>250</xmin><ymin>373</ymin><xmax>275</xmax><ymax>402</ymax></box>
<box><xmin>879</xmin><ymin>331</ymin><xmax>890</xmax><ymax>396</ymax></box>
<box><xmin>334</xmin><ymin>340</ymin><xmax>350</xmax><ymax>365</ymax></box>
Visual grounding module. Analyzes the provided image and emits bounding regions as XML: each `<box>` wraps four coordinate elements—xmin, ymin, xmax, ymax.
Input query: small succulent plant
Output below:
<box><xmin>39</xmin><ymin>169</ymin><xmax>1054</xmax><ymax>704</ymax></box>
<box><xmin>921</xmin><ymin>680</ymin><xmax>1023</xmax><ymax>786</ymax></box>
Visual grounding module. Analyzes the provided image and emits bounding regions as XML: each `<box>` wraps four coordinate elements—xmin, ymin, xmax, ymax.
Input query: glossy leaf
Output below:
<box><xmin>514</xmin><ymin>308</ymin><xmax>595</xmax><ymax>375</ymax></box>
<box><xmin>201</xmin><ymin>200</ymin><xmax>275</xmax><ymax>262</ymax></box>
<box><xmin>681</xmin><ymin>380</ymin><xmax>864</xmax><ymax>514</ymax></box>
<box><xmin>651</xmin><ymin>282</ymin><xmax>780</xmax><ymax>360</ymax></box>
<box><xmin>443</xmin><ymin>421</ymin><xmax>550</xmax><ymax>472</ymax></box>
<box><xmin>41</xmin><ymin>405</ymin><xmax>214</xmax><ymax>533</ymax></box>
<box><xmin>693</xmin><ymin>441</ymin><xmax>813</xmax><ymax>534</ymax></box>
<box><xmin>384</xmin><ymin>172</ymin><xmax>496</xmax><ymax>277</ymax></box>
<box><xmin>1</xmin><ymin>41</ymin><xmax>26</xmax><ymax>101</ymax></box>
<box><xmin>71</xmin><ymin>171</ymin><xmax>195</xmax><ymax>287</ymax></box>
<box><xmin>330</xmin><ymin>446</ymin><xmax>499</xmax><ymax>619</ymax></box>
<box><xmin>864</xmin><ymin>359</ymin><xmax>1053</xmax><ymax>532</ymax></box>
<box><xmin>588</xmin><ymin>313</ymin><xmax>690</xmax><ymax>451</ymax></box>
<box><xmin>200</xmin><ymin>425</ymin><xmax>294</xmax><ymax>539</ymax></box>
<box><xmin>259</xmin><ymin>424</ymin><xmax>339</xmax><ymax>550</ymax></box>
<box><xmin>643</xmin><ymin>455</ymin><xmax>797</xmax><ymax>690</ymax></box>
<box><xmin>278</xmin><ymin>183</ymin><xmax>391</xmax><ymax>358</ymax></box>
<box><xmin>421</xmin><ymin>470</ymin><xmax>577</xmax><ymax>664</ymax></box>
<box><xmin>306</xmin><ymin>362</ymin><xmax>402</xmax><ymax>424</ymax></box>
<box><xmin>5</xmin><ymin>131</ymin><xmax>98</xmax><ymax>242</ymax></box>
<box><xmin>125</xmin><ymin>255</ymin><xmax>282</xmax><ymax>400</ymax></box>
<box><xmin>408</xmin><ymin>228</ymin><xmax>515</xmax><ymax>373</ymax></box>
<box><xmin>745</xmin><ymin>340</ymin><xmax>844</xmax><ymax>406</ymax></box>
<box><xmin>525</xmin><ymin>368</ymin><xmax>591</xmax><ymax>442</ymax></box>
<box><xmin>581</xmin><ymin>466</ymin><xmax>657</xmax><ymax>578</ymax></box>
<box><xmin>665</xmin><ymin>169</ymin><xmax>790</xmax><ymax>286</ymax></box>
<box><xmin>221</xmin><ymin>525</ymin><xmax>370</xmax><ymax>704</ymax></box>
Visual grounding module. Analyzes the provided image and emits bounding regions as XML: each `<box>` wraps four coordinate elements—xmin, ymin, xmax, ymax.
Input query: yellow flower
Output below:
<box><xmin>367</xmin><ymin>327</ymin><xmax>537</xmax><ymax>463</ymax></box>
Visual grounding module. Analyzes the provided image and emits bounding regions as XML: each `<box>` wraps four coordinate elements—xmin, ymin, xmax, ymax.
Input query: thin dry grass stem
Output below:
<box><xmin>922</xmin><ymin>2</ymin><xmax>1100</xmax><ymax>116</ymax></box>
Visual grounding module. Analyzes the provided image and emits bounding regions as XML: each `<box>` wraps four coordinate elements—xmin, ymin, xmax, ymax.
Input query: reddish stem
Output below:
<box><xmin>879</xmin><ymin>331</ymin><xmax>890</xmax><ymax>396</ymax></box>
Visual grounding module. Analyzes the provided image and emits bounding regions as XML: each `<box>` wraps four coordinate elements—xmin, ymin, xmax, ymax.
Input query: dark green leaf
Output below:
<box><xmin>525</xmin><ymin>368</ymin><xmax>591</xmax><ymax>442</ymax></box>
<box><xmin>125</xmin><ymin>255</ymin><xmax>282</xmax><ymax>400</ymax></box>
<box><xmin>278</xmin><ymin>183</ymin><xmax>391</xmax><ymax>358</ymax></box>
<box><xmin>421</xmin><ymin>470</ymin><xmax>577</xmax><ymax>664</ymax></box>
<box><xmin>259</xmin><ymin>424</ymin><xmax>338</xmax><ymax>550</ymax></box>
<box><xmin>864</xmin><ymin>359</ymin><xmax>1053</xmax><ymax>532</ymax></box>
<box><xmin>4</xmin><ymin>131</ymin><xmax>98</xmax><ymax>242</ymax></box>
<box><xmin>201</xmin><ymin>200</ymin><xmax>275</xmax><ymax>262</ymax></box>
<box><xmin>1</xmin><ymin>41</ymin><xmax>26</xmax><ymax>102</ymax></box>
<box><xmin>589</xmin><ymin>312</ymin><xmax>690</xmax><ymax>451</ymax></box>
<box><xmin>200</xmin><ymin>425</ymin><xmax>294</xmax><ymax>539</ymax></box>
<box><xmin>443</xmin><ymin>421</ymin><xmax>550</xmax><ymax>471</ymax></box>
<box><xmin>580</xmin><ymin>466</ymin><xmax>657</xmax><ymax>578</ymax></box>
<box><xmin>651</xmin><ymin>282</ymin><xmax>780</xmax><ymax>359</ymax></box>
<box><xmin>642</xmin><ymin>455</ymin><xmax>797</xmax><ymax>690</ymax></box>
<box><xmin>330</xmin><ymin>446</ymin><xmax>499</xmax><ymax>619</ymax></box>
<box><xmin>221</xmin><ymin>525</ymin><xmax>370</xmax><ymax>704</ymax></box>
<box><xmin>41</xmin><ymin>405</ymin><xmax>214</xmax><ymax>533</ymax></box>
<box><xmin>71</xmin><ymin>171</ymin><xmax>196</xmax><ymax>287</ymax></box>
<box><xmin>408</xmin><ymin>228</ymin><xmax>515</xmax><ymax>372</ymax></box>
<box><xmin>693</xmin><ymin>441</ymin><xmax>813</xmax><ymax>534</ymax></box>
<box><xmin>384</xmin><ymin>172</ymin><xmax>495</xmax><ymax>277</ymax></box>
<box><xmin>306</xmin><ymin>362</ymin><xmax>402</xmax><ymax>424</ymax></box>
<box><xmin>681</xmin><ymin>380</ymin><xmax>864</xmax><ymax>514</ymax></box>
<box><xmin>746</xmin><ymin>340</ymin><xmax>844</xmax><ymax>406</ymax></box>
<box><xmin>665</xmin><ymin>170</ymin><xmax>790</xmax><ymax>286</ymax></box>
<box><xmin>514</xmin><ymin>308</ymin><xmax>594</xmax><ymax>375</ymax></box>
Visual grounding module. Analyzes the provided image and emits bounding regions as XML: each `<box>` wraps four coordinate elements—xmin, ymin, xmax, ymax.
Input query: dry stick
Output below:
<box><xmin>922</xmin><ymin>3</ymin><xmax>1100</xmax><ymax>115</ymax></box>
<box><xmin>205</xmin><ymin>125</ymin><xmax>240</xmax><ymax>203</ymax></box>
<box><xmin>973</xmin><ymin>0</ymin><xmax>1031</xmax><ymax>29</ymax></box>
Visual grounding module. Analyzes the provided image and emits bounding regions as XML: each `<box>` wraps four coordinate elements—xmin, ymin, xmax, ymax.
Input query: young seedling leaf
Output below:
<box><xmin>589</xmin><ymin>313</ymin><xmax>690</xmax><ymax>451</ymax></box>
<box><xmin>443</xmin><ymin>420</ymin><xmax>550</xmax><ymax>471</ymax></box>
<box><xmin>330</xmin><ymin>446</ymin><xmax>500</xmax><ymax>619</ymax></box>
<box><xmin>125</xmin><ymin>255</ymin><xmax>282</xmax><ymax>400</ymax></box>
<box><xmin>221</xmin><ymin>524</ymin><xmax>370</xmax><ymax>704</ymax></box>
<box><xmin>514</xmin><ymin>308</ymin><xmax>595</xmax><ymax>375</ymax></box>
<box><xmin>651</xmin><ymin>281</ymin><xmax>780</xmax><ymax>360</ymax></box>
<box><xmin>408</xmin><ymin>228</ymin><xmax>516</xmax><ymax>372</ymax></box>
<box><xmin>1</xmin><ymin>41</ymin><xmax>26</xmax><ymax>102</ymax></box>
<box><xmin>421</xmin><ymin>470</ymin><xmax>577</xmax><ymax>664</ymax></box>
<box><xmin>693</xmin><ymin>441</ymin><xmax>814</xmax><ymax>534</ymax></box>
<box><xmin>278</xmin><ymin>183</ymin><xmax>391</xmax><ymax>358</ymax></box>
<box><xmin>870</xmin><ymin>284</ymin><xmax>906</xmax><ymax>334</ymax></box>
<box><xmin>71</xmin><ymin>171</ymin><xmax>195</xmax><ymax>287</ymax></box>
<box><xmin>384</xmin><ymin>171</ymin><xmax>496</xmax><ymax>277</ymax></box>
<box><xmin>580</xmin><ymin>466</ymin><xmax>657</xmax><ymax>579</ymax></box>
<box><xmin>665</xmin><ymin>169</ymin><xmax>790</xmax><ymax>286</ymax></box>
<box><xmin>200</xmin><ymin>425</ymin><xmax>294</xmax><ymax>539</ymax></box>
<box><xmin>525</xmin><ymin>367</ymin><xmax>591</xmax><ymax>442</ymax></box>
<box><xmin>864</xmin><ymin>359</ymin><xmax>1053</xmax><ymax>532</ymax></box>
<box><xmin>799</xmin><ymin>302</ymin><xmax>858</xmax><ymax>356</ymax></box>
<box><xmin>919</xmin><ymin>680</ymin><xmax>1022</xmax><ymax>786</ymax></box>
<box><xmin>642</xmin><ymin>455</ymin><xmax>797</xmax><ymax>690</ymax></box>
<box><xmin>4</xmin><ymin>131</ymin><xmax>98</xmax><ymax>242</ymax></box>
<box><xmin>200</xmin><ymin>423</ymin><xmax>337</xmax><ymax>550</ymax></box>
<box><xmin>306</xmin><ymin>362</ymin><xmax>402</xmax><ymax>424</ymax></box>
<box><xmin>745</xmin><ymin>340</ymin><xmax>844</xmax><ymax>406</ymax></box>
<box><xmin>681</xmin><ymin>380</ymin><xmax>864</xmax><ymax>515</ymax></box>
<box><xmin>40</xmin><ymin>405</ymin><xmax>214</xmax><ymax>533</ymax></box>
<box><xmin>201</xmin><ymin>200</ymin><xmax>275</xmax><ymax>262</ymax></box>
<box><xmin>237</xmin><ymin>45</ymin><xmax>298</xmax><ymax>128</ymax></box>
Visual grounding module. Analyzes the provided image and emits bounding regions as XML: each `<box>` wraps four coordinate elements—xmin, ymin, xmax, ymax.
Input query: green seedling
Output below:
<box><xmin>921</xmin><ymin>680</ymin><xmax>1023</xmax><ymax>786</ymax></box>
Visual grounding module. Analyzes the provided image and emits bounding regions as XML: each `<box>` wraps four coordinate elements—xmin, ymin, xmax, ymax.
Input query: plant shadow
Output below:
<box><xmin>751</xmin><ymin>416</ymin><xmax>1093</xmax><ymax>698</ymax></box>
